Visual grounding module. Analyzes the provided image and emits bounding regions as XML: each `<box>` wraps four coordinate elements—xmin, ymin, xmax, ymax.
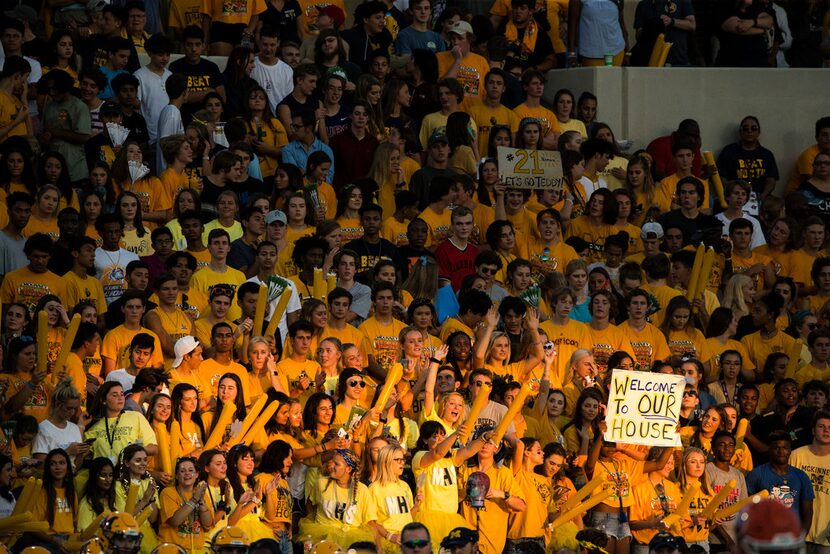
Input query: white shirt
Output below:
<box><xmin>106</xmin><ymin>368</ymin><xmax>136</xmax><ymax>392</ymax></box>
<box><xmin>134</xmin><ymin>65</ymin><xmax>173</xmax><ymax>144</ymax></box>
<box><xmin>246</xmin><ymin>275</ymin><xmax>301</xmax><ymax>342</ymax></box>
<box><xmin>94</xmin><ymin>247</ymin><xmax>140</xmax><ymax>305</ymax></box>
<box><xmin>156</xmin><ymin>104</ymin><xmax>184</xmax><ymax>173</ymax></box>
<box><xmin>251</xmin><ymin>56</ymin><xmax>294</xmax><ymax>114</ymax></box>
<box><xmin>578</xmin><ymin>174</ymin><xmax>608</xmax><ymax>197</ymax></box>
<box><xmin>715</xmin><ymin>211</ymin><xmax>767</xmax><ymax>250</ymax></box>
<box><xmin>33</xmin><ymin>419</ymin><xmax>83</xmax><ymax>459</ymax></box>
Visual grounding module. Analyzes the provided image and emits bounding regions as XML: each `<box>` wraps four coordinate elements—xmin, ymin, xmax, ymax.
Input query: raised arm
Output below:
<box><xmin>473</xmin><ymin>305</ymin><xmax>500</xmax><ymax>368</ymax></box>
<box><xmin>423</xmin><ymin>344</ymin><xmax>449</xmax><ymax>417</ymax></box>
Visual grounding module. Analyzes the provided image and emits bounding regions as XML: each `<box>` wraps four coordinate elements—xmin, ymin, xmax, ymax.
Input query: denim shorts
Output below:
<box><xmin>587</xmin><ymin>511</ymin><xmax>632</xmax><ymax>540</ymax></box>
<box><xmin>504</xmin><ymin>536</ymin><xmax>546</xmax><ymax>554</ymax></box>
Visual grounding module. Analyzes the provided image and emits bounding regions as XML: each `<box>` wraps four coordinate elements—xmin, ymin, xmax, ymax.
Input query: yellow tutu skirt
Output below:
<box><xmin>549</xmin><ymin>521</ymin><xmax>580</xmax><ymax>552</ymax></box>
<box><xmin>235</xmin><ymin>513</ymin><xmax>278</xmax><ymax>542</ymax></box>
<box><xmin>298</xmin><ymin>518</ymin><xmax>375</xmax><ymax>550</ymax></box>
<box><xmin>138</xmin><ymin>521</ymin><xmax>159</xmax><ymax>554</ymax></box>
<box><xmin>414</xmin><ymin>509</ymin><xmax>472</xmax><ymax>551</ymax></box>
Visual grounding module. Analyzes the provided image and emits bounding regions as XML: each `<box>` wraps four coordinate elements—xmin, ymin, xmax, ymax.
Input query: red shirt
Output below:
<box><xmin>434</xmin><ymin>239</ymin><xmax>479</xmax><ymax>291</ymax></box>
<box><xmin>330</xmin><ymin>128</ymin><xmax>379</xmax><ymax>192</ymax></box>
<box><xmin>646</xmin><ymin>132</ymin><xmax>703</xmax><ymax>179</ymax></box>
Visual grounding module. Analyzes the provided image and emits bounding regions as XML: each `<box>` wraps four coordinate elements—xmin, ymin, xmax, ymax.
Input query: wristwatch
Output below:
<box><xmin>503</xmin><ymin>491</ymin><xmax>510</xmax><ymax>500</ymax></box>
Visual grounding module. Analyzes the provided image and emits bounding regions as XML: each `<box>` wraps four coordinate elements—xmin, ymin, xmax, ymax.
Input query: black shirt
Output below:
<box><xmin>657</xmin><ymin>209</ymin><xmax>723</xmax><ymax>246</ymax></box>
<box><xmin>344</xmin><ymin>237</ymin><xmax>405</xmax><ymax>277</ymax></box>
<box><xmin>717</xmin><ymin>142</ymin><xmax>780</xmax><ymax>195</ymax></box>
<box><xmin>80</xmin><ymin>34</ymin><xmax>141</xmax><ymax>73</ymax></box>
<box><xmin>751</xmin><ymin>405</ymin><xmax>814</xmax><ymax>464</ymax></box>
<box><xmin>342</xmin><ymin>26</ymin><xmax>393</xmax><ymax>71</ymax></box>
<box><xmin>259</xmin><ymin>0</ymin><xmax>303</xmax><ymax>44</ymax></box>
<box><xmin>120</xmin><ymin>110</ymin><xmax>150</xmax><ymax>148</ymax></box>
<box><xmin>169</xmin><ymin>57</ymin><xmax>224</xmax><ymax>121</ymax></box>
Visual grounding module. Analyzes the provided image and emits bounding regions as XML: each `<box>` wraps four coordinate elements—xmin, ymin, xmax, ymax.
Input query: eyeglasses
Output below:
<box><xmin>808</xmin><ymin>323</ymin><xmax>818</xmax><ymax>330</ymax></box>
<box><xmin>392</xmin><ymin>457</ymin><xmax>406</xmax><ymax>463</ymax></box>
<box><xmin>403</xmin><ymin>540</ymin><xmax>430</xmax><ymax>548</ymax></box>
<box><xmin>683</xmin><ymin>390</ymin><xmax>698</xmax><ymax>397</ymax></box>
<box><xmin>347</xmin><ymin>380</ymin><xmax>366</xmax><ymax>388</ymax></box>
<box><xmin>473</xmin><ymin>380</ymin><xmax>492</xmax><ymax>387</ymax></box>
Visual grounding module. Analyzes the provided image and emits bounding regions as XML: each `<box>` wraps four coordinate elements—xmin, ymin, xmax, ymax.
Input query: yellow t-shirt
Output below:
<box><xmin>0</xmin><ymin>267</ymin><xmax>65</xmax><ymax>314</ymax></box>
<box><xmin>436</xmin><ymin>51</ymin><xmax>490</xmax><ymax>104</ymax></box>
<box><xmin>159</xmin><ymin>168</ymin><xmax>190</xmax><ymax>210</ymax></box>
<box><xmin>418</xmin><ymin>111</ymin><xmax>479</xmax><ymax>151</ymax></box>
<box><xmin>201</xmin><ymin>0</ymin><xmax>266</xmax><ymax>24</ymax></box>
<box><xmin>366</xmin><ymin>480</ymin><xmax>414</xmax><ymax>533</ymax></box>
<box><xmin>0</xmin><ymin>89</ymin><xmax>26</xmax><ymax>139</ymax></box>
<box><xmin>667</xmin><ymin>328</ymin><xmax>706</xmax><ymax>359</ymax></box>
<box><xmin>592</xmin><ymin>457</ymin><xmax>645</xmax><ymax>508</ymax></box>
<box><xmin>297</xmin><ymin>0</ymin><xmax>345</xmax><ymax>35</ymax></box>
<box><xmin>24</xmin><ymin>216</ymin><xmax>60</xmax><ymax>240</ymax></box>
<box><xmin>115</xmin><ymin>177</ymin><xmax>171</xmax><ymax>226</ymax></box>
<box><xmin>459</xmin><ymin>464</ymin><xmax>523</xmax><ymax>554</ymax></box>
<box><xmin>599</xmin><ymin>155</ymin><xmax>629</xmax><ymax>191</ymax></box>
<box><xmin>189</xmin><ymin>266</ymin><xmax>248</xmax><ymax>321</ymax></box>
<box><xmin>512</xmin><ymin>103</ymin><xmax>561</xmax><ymax>138</ymax></box>
<box><xmin>558</xmin><ymin>118</ymin><xmax>588</xmax><ymax>138</ymax></box>
<box><xmin>250</xmin><ymin>117</ymin><xmax>289</xmax><ymax>177</ymax></box>
<box><xmin>101</xmin><ymin>325</ymin><xmax>164</xmax><ymax>370</ymax></box>
<box><xmin>620</xmin><ymin>322</ymin><xmax>672</xmax><ymax>371</ymax></box>
<box><xmin>308</xmin><ymin>478</ymin><xmax>373</xmax><ymax>528</ymax></box>
<box><xmin>740</xmin><ymin>331</ymin><xmax>797</xmax><ymax>372</ymax></box>
<box><xmin>336</xmin><ymin>216</ymin><xmax>364</xmax><ymax>243</ymax></box>
<box><xmin>699</xmin><ymin>337</ymin><xmax>755</xmax><ymax>381</ymax></box>
<box><xmin>169</xmin><ymin>0</ymin><xmax>202</xmax><ymax>28</ymax></box>
<box><xmin>566</xmin><ymin>216</ymin><xmax>615</xmax><ymax>264</ymax></box>
<box><xmin>630</xmin><ymin>478</ymin><xmax>682</xmax><ymax>545</ymax></box>
<box><xmin>169</xmin><ymin>367</ymin><xmax>211</xmax><ymax>407</ymax></box>
<box><xmin>468</xmin><ymin>101</ymin><xmax>520</xmax><ymax>157</ymax></box>
<box><xmin>518</xmin><ymin>238</ymin><xmax>579</xmax><ymax>284</ymax></box>
<box><xmin>120</xmin><ymin>228</ymin><xmax>155</xmax><ymax>257</ymax></box>
<box><xmin>585</xmin><ymin>324</ymin><xmax>636</xmax><ymax>374</ymax></box>
<box><xmin>790</xmin><ymin>445</ymin><xmax>830</xmax><ymax>545</ymax></box>
<box><xmin>380</xmin><ymin>216</ymin><xmax>409</xmax><ymax>247</ymax></box>
<box><xmin>198</xmin><ymin>357</ymin><xmax>252</xmax><ymax>405</ymax></box>
<box><xmin>84</xmin><ymin>410</ymin><xmax>158</xmax><ymax>462</ymax></box>
<box><xmin>507</xmin><ymin>467</ymin><xmax>553</xmax><ymax>541</ymax></box>
<box><xmin>359</xmin><ymin>317</ymin><xmax>407</xmax><ymax>372</ymax></box>
<box><xmin>32</xmin><ymin>487</ymin><xmax>76</xmax><ymax>535</ymax></box>
<box><xmin>418</xmin><ymin>206</ymin><xmax>452</xmax><ymax>247</ymax></box>
<box><xmin>0</xmin><ymin>373</ymin><xmax>53</xmax><ymax>423</ymax></box>
<box><xmin>62</xmin><ymin>270</ymin><xmax>107</xmax><ymax>314</ymax></box>
<box><xmin>64</xmin><ymin>352</ymin><xmax>88</xmax><ymax>408</ymax></box>
<box><xmin>411</xmin><ymin>450</ymin><xmax>461</xmax><ymax>514</ymax></box>
<box><xmin>158</xmin><ymin>485</ymin><xmax>213</xmax><ymax>549</ymax></box>
<box><xmin>540</xmin><ymin>319</ymin><xmax>592</xmax><ymax>384</ymax></box>
<box><xmin>657</xmin><ymin>174</ymin><xmax>709</xmax><ymax>211</ymax></box>
<box><xmin>732</xmin><ymin>251</ymin><xmax>776</xmax><ymax>292</ymax></box>
<box><xmin>274</xmin><ymin>357</ymin><xmax>321</xmax><ymax>397</ymax></box>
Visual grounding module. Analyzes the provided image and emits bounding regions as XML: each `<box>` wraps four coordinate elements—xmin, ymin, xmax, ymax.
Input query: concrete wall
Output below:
<box><xmin>541</xmin><ymin>66</ymin><xmax>830</xmax><ymax>194</ymax></box>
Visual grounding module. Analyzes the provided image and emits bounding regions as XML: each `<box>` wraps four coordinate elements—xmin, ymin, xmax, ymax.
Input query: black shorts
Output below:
<box><xmin>210</xmin><ymin>21</ymin><xmax>245</xmax><ymax>45</ymax></box>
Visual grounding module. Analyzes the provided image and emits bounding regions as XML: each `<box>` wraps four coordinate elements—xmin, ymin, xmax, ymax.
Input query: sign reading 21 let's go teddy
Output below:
<box><xmin>603</xmin><ymin>369</ymin><xmax>684</xmax><ymax>447</ymax></box>
<box><xmin>497</xmin><ymin>146</ymin><xmax>563</xmax><ymax>190</ymax></box>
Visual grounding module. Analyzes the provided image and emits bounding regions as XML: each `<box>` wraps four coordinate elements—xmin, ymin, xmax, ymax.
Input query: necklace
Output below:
<box><xmin>101</xmin><ymin>248</ymin><xmax>121</xmax><ymax>268</ymax></box>
<box><xmin>104</xmin><ymin>413</ymin><xmax>122</xmax><ymax>452</ymax></box>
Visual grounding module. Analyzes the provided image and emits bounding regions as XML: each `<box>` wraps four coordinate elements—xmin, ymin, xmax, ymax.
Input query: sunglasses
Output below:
<box><xmin>347</xmin><ymin>380</ymin><xmax>366</xmax><ymax>388</ymax></box>
<box><xmin>808</xmin><ymin>323</ymin><xmax>818</xmax><ymax>330</ymax></box>
<box><xmin>683</xmin><ymin>390</ymin><xmax>698</xmax><ymax>397</ymax></box>
<box><xmin>403</xmin><ymin>540</ymin><xmax>430</xmax><ymax>549</ymax></box>
<box><xmin>473</xmin><ymin>380</ymin><xmax>492</xmax><ymax>387</ymax></box>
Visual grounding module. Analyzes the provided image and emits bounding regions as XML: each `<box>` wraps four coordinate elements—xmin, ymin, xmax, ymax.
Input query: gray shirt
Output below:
<box><xmin>0</xmin><ymin>230</ymin><xmax>26</xmax><ymax>277</ymax></box>
<box><xmin>704</xmin><ymin>462</ymin><xmax>748</xmax><ymax>543</ymax></box>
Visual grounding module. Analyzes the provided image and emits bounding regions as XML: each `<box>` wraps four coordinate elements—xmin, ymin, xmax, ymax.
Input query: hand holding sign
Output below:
<box><xmin>498</xmin><ymin>146</ymin><xmax>563</xmax><ymax>190</ymax></box>
<box><xmin>604</xmin><ymin>369</ymin><xmax>684</xmax><ymax>447</ymax></box>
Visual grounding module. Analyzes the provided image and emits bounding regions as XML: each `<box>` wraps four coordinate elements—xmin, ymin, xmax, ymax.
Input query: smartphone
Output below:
<box><xmin>85</xmin><ymin>438</ymin><xmax>97</xmax><ymax>445</ymax></box>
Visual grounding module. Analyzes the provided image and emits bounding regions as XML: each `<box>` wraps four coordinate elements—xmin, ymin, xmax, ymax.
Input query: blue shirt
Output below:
<box><xmin>394</xmin><ymin>26</ymin><xmax>446</xmax><ymax>55</ymax></box>
<box><xmin>281</xmin><ymin>138</ymin><xmax>335</xmax><ymax>182</ymax></box>
<box><xmin>745</xmin><ymin>463</ymin><xmax>814</xmax><ymax>522</ymax></box>
<box><xmin>99</xmin><ymin>67</ymin><xmax>128</xmax><ymax>100</ymax></box>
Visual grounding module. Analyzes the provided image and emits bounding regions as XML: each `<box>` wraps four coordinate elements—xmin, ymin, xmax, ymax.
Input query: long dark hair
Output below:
<box><xmin>302</xmin><ymin>392</ymin><xmax>334</xmax><ymax>438</ymax></box>
<box><xmin>446</xmin><ymin>111</ymin><xmax>473</xmax><ymax>150</ymax></box>
<box><xmin>87</xmin><ymin>381</ymin><xmax>125</xmax><ymax>427</ymax></box>
<box><xmin>561</xmin><ymin>388</ymin><xmax>603</xmax><ymax>439</ymax></box>
<box><xmin>208</xmin><ymin>373</ymin><xmax>247</xmax><ymax>437</ymax></box>
<box><xmin>226</xmin><ymin>444</ymin><xmax>257</xmax><ymax>502</ymax></box>
<box><xmin>222</xmin><ymin>46</ymin><xmax>254</xmax><ymax>86</ymax></box>
<box><xmin>335</xmin><ymin>368</ymin><xmax>364</xmax><ymax>404</ymax></box>
<box><xmin>39</xmin><ymin>151</ymin><xmax>74</xmax><ymax>203</ymax></box>
<box><xmin>258</xmin><ymin>440</ymin><xmax>293</xmax><ymax>476</ymax></box>
<box><xmin>3</xmin><ymin>335</ymin><xmax>35</xmax><ymax>374</ymax></box>
<box><xmin>116</xmin><ymin>190</ymin><xmax>149</xmax><ymax>238</ymax></box>
<box><xmin>198</xmin><ymin>449</ymin><xmax>231</xmax><ymax>509</ymax></box>
<box><xmin>171</xmin><ymin>383</ymin><xmax>206</xmax><ymax>440</ymax></box>
<box><xmin>44</xmin><ymin>30</ymin><xmax>77</xmax><ymax>70</ymax></box>
<box><xmin>43</xmin><ymin>448</ymin><xmax>76</xmax><ymax>530</ymax></box>
<box><xmin>414</xmin><ymin>420</ymin><xmax>451</xmax><ymax>458</ymax></box>
<box><xmin>116</xmin><ymin>444</ymin><xmax>150</xmax><ymax>494</ymax></box>
<box><xmin>0</xmin><ymin>454</ymin><xmax>14</xmax><ymax>503</ymax></box>
<box><xmin>0</xmin><ymin>140</ymin><xmax>36</xmax><ymax>195</ymax></box>
<box><xmin>263</xmin><ymin>390</ymin><xmax>294</xmax><ymax>437</ymax></box>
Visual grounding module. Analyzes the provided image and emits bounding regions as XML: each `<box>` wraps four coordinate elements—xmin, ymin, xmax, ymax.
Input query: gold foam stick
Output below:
<box><xmin>153</xmin><ymin>423</ymin><xmax>173</xmax><ymax>475</ymax></box>
<box><xmin>711</xmin><ymin>490</ymin><xmax>769</xmax><ymax>521</ymax></box>
<box><xmin>80</xmin><ymin>513</ymin><xmax>107</xmax><ymax>540</ymax></box>
<box><xmin>459</xmin><ymin>383</ymin><xmax>491</xmax><ymax>443</ymax></box>
<box><xmin>550</xmin><ymin>489</ymin><xmax>614</xmax><ymax>528</ymax></box>
<box><xmin>53</xmin><ymin>313</ymin><xmax>81</xmax><ymax>381</ymax></box>
<box><xmin>686</xmin><ymin>244</ymin><xmax>705</xmax><ymax>302</ymax></box>
<box><xmin>203</xmin><ymin>401</ymin><xmax>236</xmax><ymax>450</ymax></box>
<box><xmin>264</xmin><ymin>289</ymin><xmax>292</xmax><ymax>339</ymax></box>
<box><xmin>491</xmin><ymin>383</ymin><xmax>532</xmax><ymax>445</ymax></box>
<box><xmin>36</xmin><ymin>310</ymin><xmax>48</xmax><ymax>375</ymax></box>
<box><xmin>124</xmin><ymin>481</ymin><xmax>140</xmax><ymax>514</ymax></box>
<box><xmin>253</xmin><ymin>285</ymin><xmax>267</xmax><ymax>337</ymax></box>
<box><xmin>560</xmin><ymin>474</ymin><xmax>605</xmax><ymax>514</ymax></box>
<box><xmin>700</xmin><ymin>479</ymin><xmax>737</xmax><ymax>519</ymax></box>
<box><xmin>312</xmin><ymin>268</ymin><xmax>324</xmax><ymax>300</ymax></box>
<box><xmin>241</xmin><ymin>400</ymin><xmax>279</xmax><ymax>445</ymax></box>
<box><xmin>703</xmin><ymin>151</ymin><xmax>727</xmax><ymax>209</ymax></box>
<box><xmin>735</xmin><ymin>419</ymin><xmax>749</xmax><ymax>450</ymax></box>
<box><xmin>228</xmin><ymin>394</ymin><xmax>268</xmax><ymax>446</ymax></box>
<box><xmin>374</xmin><ymin>363</ymin><xmax>403</xmax><ymax>412</ymax></box>
<box><xmin>662</xmin><ymin>481</ymin><xmax>701</xmax><ymax>526</ymax></box>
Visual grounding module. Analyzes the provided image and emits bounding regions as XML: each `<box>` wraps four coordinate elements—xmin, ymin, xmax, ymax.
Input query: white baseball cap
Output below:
<box><xmin>172</xmin><ymin>336</ymin><xmax>200</xmax><ymax>368</ymax></box>
<box><xmin>641</xmin><ymin>222</ymin><xmax>664</xmax><ymax>240</ymax></box>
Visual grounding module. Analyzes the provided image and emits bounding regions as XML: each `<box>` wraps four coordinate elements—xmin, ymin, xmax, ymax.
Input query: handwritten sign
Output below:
<box><xmin>604</xmin><ymin>369</ymin><xmax>684</xmax><ymax>447</ymax></box>
<box><xmin>497</xmin><ymin>146</ymin><xmax>563</xmax><ymax>190</ymax></box>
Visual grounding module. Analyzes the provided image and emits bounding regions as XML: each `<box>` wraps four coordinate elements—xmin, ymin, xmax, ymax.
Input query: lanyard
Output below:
<box><xmin>104</xmin><ymin>414</ymin><xmax>122</xmax><ymax>450</ymax></box>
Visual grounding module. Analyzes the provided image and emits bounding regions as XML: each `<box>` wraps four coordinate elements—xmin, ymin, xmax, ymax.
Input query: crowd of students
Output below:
<box><xmin>1</xmin><ymin>0</ymin><xmax>830</xmax><ymax>554</ymax></box>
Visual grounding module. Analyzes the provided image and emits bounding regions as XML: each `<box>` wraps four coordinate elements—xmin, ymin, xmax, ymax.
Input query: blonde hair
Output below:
<box><xmin>375</xmin><ymin>444</ymin><xmax>406</xmax><ymax>486</ymax></box>
<box><xmin>678</xmin><ymin>446</ymin><xmax>709</xmax><ymax>493</ymax></box>
<box><xmin>436</xmin><ymin>392</ymin><xmax>467</xmax><ymax>429</ymax></box>
<box><xmin>563</xmin><ymin>348</ymin><xmax>593</xmax><ymax>385</ymax></box>
<box><xmin>368</xmin><ymin>143</ymin><xmax>400</xmax><ymax>192</ymax></box>
<box><xmin>485</xmin><ymin>331</ymin><xmax>512</xmax><ymax>367</ymax></box>
<box><xmin>722</xmin><ymin>274</ymin><xmax>754</xmax><ymax>315</ymax></box>
<box><xmin>50</xmin><ymin>377</ymin><xmax>81</xmax><ymax>417</ymax></box>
